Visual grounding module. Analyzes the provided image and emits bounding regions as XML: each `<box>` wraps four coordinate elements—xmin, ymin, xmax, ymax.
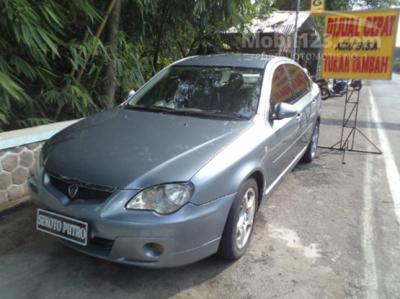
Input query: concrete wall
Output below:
<box><xmin>0</xmin><ymin>142</ymin><xmax>43</xmax><ymax>204</ymax></box>
<box><xmin>0</xmin><ymin>120</ymin><xmax>78</xmax><ymax>209</ymax></box>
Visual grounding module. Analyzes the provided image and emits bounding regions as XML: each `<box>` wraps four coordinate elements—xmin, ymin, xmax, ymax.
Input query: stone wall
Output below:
<box><xmin>0</xmin><ymin>142</ymin><xmax>43</xmax><ymax>204</ymax></box>
<box><xmin>0</xmin><ymin>120</ymin><xmax>78</xmax><ymax>209</ymax></box>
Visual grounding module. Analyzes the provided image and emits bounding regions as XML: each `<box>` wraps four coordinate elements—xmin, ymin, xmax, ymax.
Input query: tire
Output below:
<box><xmin>218</xmin><ymin>178</ymin><xmax>258</xmax><ymax>260</ymax></box>
<box><xmin>352</xmin><ymin>82</ymin><xmax>362</xmax><ymax>91</ymax></box>
<box><xmin>321</xmin><ymin>88</ymin><xmax>329</xmax><ymax>100</ymax></box>
<box><xmin>301</xmin><ymin>120</ymin><xmax>320</xmax><ymax>163</ymax></box>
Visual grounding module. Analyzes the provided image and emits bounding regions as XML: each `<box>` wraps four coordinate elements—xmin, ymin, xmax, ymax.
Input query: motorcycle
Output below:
<box><xmin>316</xmin><ymin>79</ymin><xmax>362</xmax><ymax>100</ymax></box>
<box><xmin>316</xmin><ymin>79</ymin><xmax>347</xmax><ymax>100</ymax></box>
<box><xmin>349</xmin><ymin>79</ymin><xmax>362</xmax><ymax>91</ymax></box>
<box><xmin>316</xmin><ymin>78</ymin><xmax>330</xmax><ymax>100</ymax></box>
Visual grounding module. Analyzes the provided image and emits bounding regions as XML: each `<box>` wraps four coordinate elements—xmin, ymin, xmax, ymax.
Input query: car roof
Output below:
<box><xmin>174</xmin><ymin>53</ymin><xmax>275</xmax><ymax>69</ymax></box>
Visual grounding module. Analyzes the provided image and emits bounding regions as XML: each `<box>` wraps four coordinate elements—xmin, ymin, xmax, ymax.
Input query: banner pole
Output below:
<box><xmin>292</xmin><ymin>0</ymin><xmax>301</xmax><ymax>60</ymax></box>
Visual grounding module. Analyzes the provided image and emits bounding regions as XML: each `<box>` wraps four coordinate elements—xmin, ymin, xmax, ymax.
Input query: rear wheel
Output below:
<box><xmin>321</xmin><ymin>88</ymin><xmax>329</xmax><ymax>100</ymax></box>
<box><xmin>301</xmin><ymin>121</ymin><xmax>319</xmax><ymax>163</ymax></box>
<box><xmin>218</xmin><ymin>178</ymin><xmax>258</xmax><ymax>260</ymax></box>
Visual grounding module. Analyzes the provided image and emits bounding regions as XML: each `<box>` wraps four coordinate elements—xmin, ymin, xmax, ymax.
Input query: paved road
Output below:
<box><xmin>1</xmin><ymin>76</ymin><xmax>399</xmax><ymax>298</ymax></box>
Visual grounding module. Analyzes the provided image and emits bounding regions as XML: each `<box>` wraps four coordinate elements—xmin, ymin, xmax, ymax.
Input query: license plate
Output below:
<box><xmin>36</xmin><ymin>209</ymin><xmax>88</xmax><ymax>246</ymax></box>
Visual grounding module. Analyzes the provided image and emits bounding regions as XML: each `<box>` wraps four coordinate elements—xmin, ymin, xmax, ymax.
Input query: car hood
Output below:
<box><xmin>43</xmin><ymin>108</ymin><xmax>252</xmax><ymax>189</ymax></box>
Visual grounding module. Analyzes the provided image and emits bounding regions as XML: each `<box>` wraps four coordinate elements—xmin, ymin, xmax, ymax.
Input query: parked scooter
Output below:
<box><xmin>315</xmin><ymin>78</ymin><xmax>329</xmax><ymax>100</ymax></box>
<box><xmin>314</xmin><ymin>78</ymin><xmax>362</xmax><ymax>101</ymax></box>
<box><xmin>333</xmin><ymin>79</ymin><xmax>348</xmax><ymax>95</ymax></box>
<box><xmin>316</xmin><ymin>79</ymin><xmax>347</xmax><ymax>100</ymax></box>
<box><xmin>316</xmin><ymin>79</ymin><xmax>348</xmax><ymax>100</ymax></box>
<box><xmin>349</xmin><ymin>79</ymin><xmax>362</xmax><ymax>91</ymax></box>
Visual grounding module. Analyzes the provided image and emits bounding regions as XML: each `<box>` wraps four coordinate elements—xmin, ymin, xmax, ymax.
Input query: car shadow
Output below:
<box><xmin>321</xmin><ymin>117</ymin><xmax>400</xmax><ymax>132</ymax></box>
<box><xmin>0</xmin><ymin>202</ymin><xmax>234</xmax><ymax>298</ymax></box>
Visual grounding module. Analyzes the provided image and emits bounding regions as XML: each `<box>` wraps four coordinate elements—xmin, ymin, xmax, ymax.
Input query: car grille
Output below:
<box><xmin>47</xmin><ymin>172</ymin><xmax>115</xmax><ymax>201</ymax></box>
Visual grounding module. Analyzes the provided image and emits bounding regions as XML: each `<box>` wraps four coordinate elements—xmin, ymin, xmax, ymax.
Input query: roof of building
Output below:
<box><xmin>226</xmin><ymin>11</ymin><xmax>314</xmax><ymax>35</ymax></box>
<box><xmin>174</xmin><ymin>53</ymin><xmax>274</xmax><ymax>69</ymax></box>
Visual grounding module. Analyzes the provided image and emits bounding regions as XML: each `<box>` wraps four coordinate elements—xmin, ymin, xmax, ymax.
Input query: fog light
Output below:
<box><xmin>143</xmin><ymin>243</ymin><xmax>164</xmax><ymax>257</ymax></box>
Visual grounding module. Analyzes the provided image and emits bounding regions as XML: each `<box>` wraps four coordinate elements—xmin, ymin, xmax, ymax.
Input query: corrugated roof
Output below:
<box><xmin>226</xmin><ymin>11</ymin><xmax>312</xmax><ymax>35</ymax></box>
<box><xmin>175</xmin><ymin>54</ymin><xmax>274</xmax><ymax>69</ymax></box>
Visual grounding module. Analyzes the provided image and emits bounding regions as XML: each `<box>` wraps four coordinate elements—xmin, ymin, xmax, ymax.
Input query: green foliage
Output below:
<box><xmin>326</xmin><ymin>0</ymin><xmax>355</xmax><ymax>10</ymax></box>
<box><xmin>273</xmin><ymin>0</ymin><xmax>311</xmax><ymax>10</ymax></box>
<box><xmin>0</xmin><ymin>0</ymin><xmax>265</xmax><ymax>131</ymax></box>
<box><xmin>2</xmin><ymin>0</ymin><xmax>395</xmax><ymax>131</ymax></box>
<box><xmin>273</xmin><ymin>0</ymin><xmax>400</xmax><ymax>11</ymax></box>
<box><xmin>0</xmin><ymin>0</ymin><xmax>102</xmax><ymax>130</ymax></box>
<box><xmin>360</xmin><ymin>0</ymin><xmax>400</xmax><ymax>8</ymax></box>
<box><xmin>272</xmin><ymin>0</ymin><xmax>356</xmax><ymax>11</ymax></box>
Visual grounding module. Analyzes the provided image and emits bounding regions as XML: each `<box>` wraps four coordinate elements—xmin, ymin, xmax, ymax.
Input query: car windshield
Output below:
<box><xmin>126</xmin><ymin>66</ymin><xmax>263</xmax><ymax>120</ymax></box>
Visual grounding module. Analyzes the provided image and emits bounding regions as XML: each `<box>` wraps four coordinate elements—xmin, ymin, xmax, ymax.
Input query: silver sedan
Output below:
<box><xmin>29</xmin><ymin>54</ymin><xmax>321</xmax><ymax>268</ymax></box>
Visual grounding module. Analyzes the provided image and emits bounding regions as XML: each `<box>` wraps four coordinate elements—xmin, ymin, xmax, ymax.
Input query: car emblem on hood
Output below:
<box><xmin>68</xmin><ymin>184</ymin><xmax>79</xmax><ymax>199</ymax></box>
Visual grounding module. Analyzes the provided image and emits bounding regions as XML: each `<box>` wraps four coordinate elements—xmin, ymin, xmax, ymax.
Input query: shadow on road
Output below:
<box><xmin>321</xmin><ymin>118</ymin><xmax>400</xmax><ymax>132</ymax></box>
<box><xmin>0</xmin><ymin>202</ymin><xmax>233</xmax><ymax>298</ymax></box>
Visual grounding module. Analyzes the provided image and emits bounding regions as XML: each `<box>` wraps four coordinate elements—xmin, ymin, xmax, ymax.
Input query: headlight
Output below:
<box><xmin>126</xmin><ymin>183</ymin><xmax>193</xmax><ymax>214</ymax></box>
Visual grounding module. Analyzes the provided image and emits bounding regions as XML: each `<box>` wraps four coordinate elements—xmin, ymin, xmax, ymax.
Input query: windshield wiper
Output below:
<box><xmin>125</xmin><ymin>105</ymin><xmax>251</xmax><ymax>120</ymax></box>
<box><xmin>204</xmin><ymin>110</ymin><xmax>251</xmax><ymax>120</ymax></box>
<box><xmin>124</xmin><ymin>105</ymin><xmax>175</xmax><ymax>113</ymax></box>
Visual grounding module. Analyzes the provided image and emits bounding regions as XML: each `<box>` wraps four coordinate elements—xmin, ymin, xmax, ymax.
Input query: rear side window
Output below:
<box><xmin>270</xmin><ymin>65</ymin><xmax>293</xmax><ymax>106</ymax></box>
<box><xmin>285</xmin><ymin>64</ymin><xmax>310</xmax><ymax>101</ymax></box>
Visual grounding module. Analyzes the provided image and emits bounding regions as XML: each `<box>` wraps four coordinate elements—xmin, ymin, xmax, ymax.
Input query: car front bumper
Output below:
<box><xmin>29</xmin><ymin>177</ymin><xmax>235</xmax><ymax>268</ymax></box>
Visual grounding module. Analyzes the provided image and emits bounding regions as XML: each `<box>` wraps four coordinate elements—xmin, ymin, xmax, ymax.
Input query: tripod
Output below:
<box><xmin>319</xmin><ymin>86</ymin><xmax>382</xmax><ymax>164</ymax></box>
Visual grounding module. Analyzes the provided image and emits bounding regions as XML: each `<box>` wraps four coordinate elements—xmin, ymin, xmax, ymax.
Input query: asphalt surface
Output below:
<box><xmin>1</xmin><ymin>75</ymin><xmax>400</xmax><ymax>299</ymax></box>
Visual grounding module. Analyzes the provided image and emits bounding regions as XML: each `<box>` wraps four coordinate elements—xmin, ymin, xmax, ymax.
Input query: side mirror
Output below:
<box><xmin>126</xmin><ymin>89</ymin><xmax>136</xmax><ymax>100</ymax></box>
<box><xmin>120</xmin><ymin>89</ymin><xmax>136</xmax><ymax>106</ymax></box>
<box><xmin>274</xmin><ymin>103</ymin><xmax>298</xmax><ymax>120</ymax></box>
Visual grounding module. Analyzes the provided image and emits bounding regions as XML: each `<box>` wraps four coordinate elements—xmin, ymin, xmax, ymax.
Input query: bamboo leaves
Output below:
<box><xmin>0</xmin><ymin>0</ymin><xmax>267</xmax><ymax>132</ymax></box>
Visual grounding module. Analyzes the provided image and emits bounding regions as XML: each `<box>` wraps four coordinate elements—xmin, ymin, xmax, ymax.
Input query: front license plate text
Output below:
<box><xmin>36</xmin><ymin>209</ymin><xmax>88</xmax><ymax>246</ymax></box>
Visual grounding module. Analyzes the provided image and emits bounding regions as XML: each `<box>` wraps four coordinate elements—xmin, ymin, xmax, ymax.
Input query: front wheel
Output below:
<box><xmin>218</xmin><ymin>178</ymin><xmax>258</xmax><ymax>260</ymax></box>
<box><xmin>301</xmin><ymin>121</ymin><xmax>320</xmax><ymax>163</ymax></box>
<box><xmin>320</xmin><ymin>88</ymin><xmax>329</xmax><ymax>100</ymax></box>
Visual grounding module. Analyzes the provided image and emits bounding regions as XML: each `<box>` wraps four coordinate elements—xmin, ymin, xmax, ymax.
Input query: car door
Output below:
<box><xmin>264</xmin><ymin>64</ymin><xmax>301</xmax><ymax>184</ymax></box>
<box><xmin>285</xmin><ymin>64</ymin><xmax>314</xmax><ymax>153</ymax></box>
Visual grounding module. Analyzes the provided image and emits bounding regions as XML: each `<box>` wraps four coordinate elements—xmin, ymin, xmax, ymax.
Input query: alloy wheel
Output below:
<box><xmin>311</xmin><ymin>124</ymin><xmax>319</xmax><ymax>158</ymax></box>
<box><xmin>236</xmin><ymin>187</ymin><xmax>256</xmax><ymax>249</ymax></box>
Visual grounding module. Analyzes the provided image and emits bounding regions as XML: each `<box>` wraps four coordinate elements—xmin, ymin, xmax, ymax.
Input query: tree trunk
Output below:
<box><xmin>104</xmin><ymin>0</ymin><xmax>122</xmax><ymax>108</ymax></box>
<box><xmin>153</xmin><ymin>2</ymin><xmax>169</xmax><ymax>71</ymax></box>
<box><xmin>76</xmin><ymin>0</ymin><xmax>117</xmax><ymax>82</ymax></box>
